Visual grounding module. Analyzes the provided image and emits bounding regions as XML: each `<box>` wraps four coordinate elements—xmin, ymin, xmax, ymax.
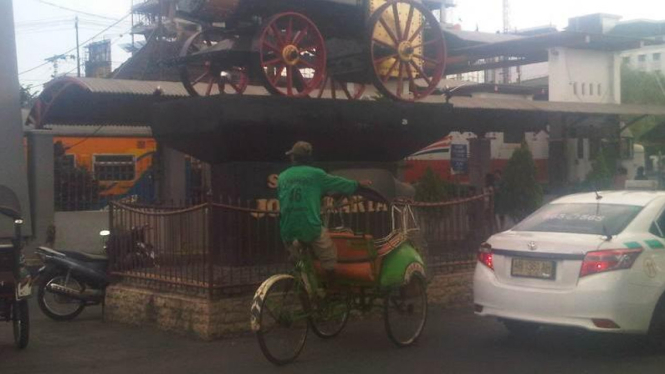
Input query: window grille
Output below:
<box><xmin>94</xmin><ymin>155</ymin><xmax>135</xmax><ymax>181</ymax></box>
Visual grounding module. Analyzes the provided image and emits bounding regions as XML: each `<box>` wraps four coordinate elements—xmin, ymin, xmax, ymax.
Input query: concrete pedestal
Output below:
<box><xmin>104</xmin><ymin>271</ymin><xmax>474</xmax><ymax>340</ymax></box>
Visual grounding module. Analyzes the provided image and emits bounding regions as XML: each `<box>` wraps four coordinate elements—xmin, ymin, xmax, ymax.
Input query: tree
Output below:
<box><xmin>500</xmin><ymin>142</ymin><xmax>543</xmax><ymax>221</ymax></box>
<box><xmin>584</xmin><ymin>147</ymin><xmax>613</xmax><ymax>190</ymax></box>
<box><xmin>414</xmin><ymin>167</ymin><xmax>449</xmax><ymax>202</ymax></box>
<box><xmin>622</xmin><ymin>66</ymin><xmax>665</xmax><ymax>146</ymax></box>
<box><xmin>20</xmin><ymin>84</ymin><xmax>38</xmax><ymax>108</ymax></box>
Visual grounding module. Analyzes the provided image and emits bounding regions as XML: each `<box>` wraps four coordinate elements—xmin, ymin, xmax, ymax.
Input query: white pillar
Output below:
<box><xmin>160</xmin><ymin>146</ymin><xmax>187</xmax><ymax>203</ymax></box>
<box><xmin>469</xmin><ymin>137</ymin><xmax>492</xmax><ymax>191</ymax></box>
<box><xmin>26</xmin><ymin>131</ymin><xmax>54</xmax><ymax>255</ymax></box>
<box><xmin>0</xmin><ymin>0</ymin><xmax>32</xmax><ymax>237</ymax></box>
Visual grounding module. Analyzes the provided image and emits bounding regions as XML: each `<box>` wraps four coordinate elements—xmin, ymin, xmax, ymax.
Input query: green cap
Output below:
<box><xmin>286</xmin><ymin>141</ymin><xmax>313</xmax><ymax>157</ymax></box>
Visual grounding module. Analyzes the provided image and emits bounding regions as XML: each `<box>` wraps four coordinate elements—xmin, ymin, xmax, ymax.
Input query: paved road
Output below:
<box><xmin>2</xmin><ymin>299</ymin><xmax>665</xmax><ymax>374</ymax></box>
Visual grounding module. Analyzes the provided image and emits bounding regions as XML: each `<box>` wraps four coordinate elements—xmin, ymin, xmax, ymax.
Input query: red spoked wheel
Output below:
<box><xmin>367</xmin><ymin>0</ymin><xmax>447</xmax><ymax>102</ymax></box>
<box><xmin>256</xmin><ymin>12</ymin><xmax>326</xmax><ymax>97</ymax></box>
<box><xmin>315</xmin><ymin>75</ymin><xmax>366</xmax><ymax>100</ymax></box>
<box><xmin>179</xmin><ymin>30</ymin><xmax>249</xmax><ymax>96</ymax></box>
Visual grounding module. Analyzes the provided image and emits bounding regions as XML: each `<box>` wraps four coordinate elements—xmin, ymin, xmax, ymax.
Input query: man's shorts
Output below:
<box><xmin>285</xmin><ymin>228</ymin><xmax>337</xmax><ymax>271</ymax></box>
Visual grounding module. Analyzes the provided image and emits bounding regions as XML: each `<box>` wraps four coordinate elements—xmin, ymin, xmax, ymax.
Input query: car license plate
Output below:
<box><xmin>511</xmin><ymin>258</ymin><xmax>556</xmax><ymax>280</ymax></box>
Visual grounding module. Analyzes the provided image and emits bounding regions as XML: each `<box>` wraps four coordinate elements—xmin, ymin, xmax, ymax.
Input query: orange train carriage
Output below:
<box><xmin>53</xmin><ymin>137</ymin><xmax>157</xmax><ymax>199</ymax></box>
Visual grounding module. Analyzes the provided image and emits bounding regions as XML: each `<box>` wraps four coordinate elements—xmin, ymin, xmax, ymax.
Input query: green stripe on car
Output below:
<box><xmin>624</xmin><ymin>241</ymin><xmax>643</xmax><ymax>249</ymax></box>
<box><xmin>645</xmin><ymin>239</ymin><xmax>665</xmax><ymax>249</ymax></box>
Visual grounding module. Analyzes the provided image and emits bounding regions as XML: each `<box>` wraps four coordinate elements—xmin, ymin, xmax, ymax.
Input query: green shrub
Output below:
<box><xmin>414</xmin><ymin>167</ymin><xmax>449</xmax><ymax>202</ymax></box>
<box><xmin>584</xmin><ymin>147</ymin><xmax>614</xmax><ymax>190</ymax></box>
<box><xmin>500</xmin><ymin>142</ymin><xmax>543</xmax><ymax>221</ymax></box>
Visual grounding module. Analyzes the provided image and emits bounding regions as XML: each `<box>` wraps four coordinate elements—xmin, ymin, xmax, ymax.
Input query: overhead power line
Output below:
<box><xmin>35</xmin><ymin>0</ymin><xmax>125</xmax><ymax>22</ymax></box>
<box><xmin>19</xmin><ymin>12</ymin><xmax>132</xmax><ymax>76</ymax></box>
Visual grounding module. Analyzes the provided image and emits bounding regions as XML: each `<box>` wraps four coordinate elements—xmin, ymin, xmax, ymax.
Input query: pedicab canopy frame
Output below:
<box><xmin>0</xmin><ymin>185</ymin><xmax>30</xmax><ymax>350</ymax></box>
<box><xmin>323</xmin><ymin>169</ymin><xmax>423</xmax><ymax>288</ymax></box>
<box><xmin>0</xmin><ymin>185</ymin><xmax>22</xmax><ymax>222</ymax></box>
<box><xmin>0</xmin><ymin>185</ymin><xmax>24</xmax><ymax>293</ymax></box>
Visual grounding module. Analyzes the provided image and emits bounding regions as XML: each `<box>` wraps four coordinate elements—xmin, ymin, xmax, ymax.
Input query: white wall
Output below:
<box><xmin>54</xmin><ymin>211</ymin><xmax>108</xmax><ymax>254</ymax></box>
<box><xmin>549</xmin><ymin>47</ymin><xmax>621</xmax><ymax>104</ymax></box>
<box><xmin>622</xmin><ymin>45</ymin><xmax>665</xmax><ymax>74</ymax></box>
<box><xmin>548</xmin><ymin>47</ymin><xmax>623</xmax><ymax>184</ymax></box>
<box><xmin>519</xmin><ymin>62</ymin><xmax>549</xmax><ymax>82</ymax></box>
<box><xmin>485</xmin><ymin>131</ymin><xmax>549</xmax><ymax>160</ymax></box>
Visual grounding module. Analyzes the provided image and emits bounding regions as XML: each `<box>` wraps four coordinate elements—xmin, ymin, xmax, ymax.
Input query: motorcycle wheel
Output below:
<box><xmin>13</xmin><ymin>299</ymin><xmax>29</xmax><ymax>349</ymax></box>
<box><xmin>38</xmin><ymin>274</ymin><xmax>86</xmax><ymax>321</ymax></box>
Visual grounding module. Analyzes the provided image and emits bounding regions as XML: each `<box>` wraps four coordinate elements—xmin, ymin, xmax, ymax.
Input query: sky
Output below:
<box><xmin>11</xmin><ymin>0</ymin><xmax>665</xmax><ymax>91</ymax></box>
<box><xmin>13</xmin><ymin>0</ymin><xmax>134</xmax><ymax>90</ymax></box>
<box><xmin>453</xmin><ymin>0</ymin><xmax>665</xmax><ymax>33</ymax></box>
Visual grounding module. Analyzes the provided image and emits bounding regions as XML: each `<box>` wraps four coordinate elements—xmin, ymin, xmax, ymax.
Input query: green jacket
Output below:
<box><xmin>278</xmin><ymin>165</ymin><xmax>358</xmax><ymax>243</ymax></box>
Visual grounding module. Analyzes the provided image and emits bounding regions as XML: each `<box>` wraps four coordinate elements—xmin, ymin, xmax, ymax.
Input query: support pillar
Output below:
<box><xmin>26</xmin><ymin>131</ymin><xmax>54</xmax><ymax>257</ymax></box>
<box><xmin>469</xmin><ymin>136</ymin><xmax>492</xmax><ymax>191</ymax></box>
<box><xmin>159</xmin><ymin>146</ymin><xmax>187</xmax><ymax>203</ymax></box>
<box><xmin>548</xmin><ymin>115</ymin><xmax>567</xmax><ymax>192</ymax></box>
<box><xmin>0</xmin><ymin>1</ymin><xmax>32</xmax><ymax>237</ymax></box>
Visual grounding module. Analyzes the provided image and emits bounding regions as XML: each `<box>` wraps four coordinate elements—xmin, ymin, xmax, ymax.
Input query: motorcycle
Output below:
<box><xmin>35</xmin><ymin>226</ymin><xmax>153</xmax><ymax>321</ymax></box>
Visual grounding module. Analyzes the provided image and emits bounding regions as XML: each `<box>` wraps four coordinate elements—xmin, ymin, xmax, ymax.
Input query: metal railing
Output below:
<box><xmin>411</xmin><ymin>193</ymin><xmax>495</xmax><ymax>274</ymax></box>
<box><xmin>54</xmin><ymin>156</ymin><xmax>208</xmax><ymax>212</ymax></box>
<box><xmin>108</xmin><ymin>192</ymin><xmax>495</xmax><ymax>298</ymax></box>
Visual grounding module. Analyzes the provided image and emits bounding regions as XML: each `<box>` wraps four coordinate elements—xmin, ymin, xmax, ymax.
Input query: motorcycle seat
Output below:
<box><xmin>59</xmin><ymin>250</ymin><xmax>107</xmax><ymax>263</ymax></box>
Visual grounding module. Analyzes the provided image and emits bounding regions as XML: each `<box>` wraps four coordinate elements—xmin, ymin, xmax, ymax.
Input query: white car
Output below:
<box><xmin>474</xmin><ymin>191</ymin><xmax>665</xmax><ymax>338</ymax></box>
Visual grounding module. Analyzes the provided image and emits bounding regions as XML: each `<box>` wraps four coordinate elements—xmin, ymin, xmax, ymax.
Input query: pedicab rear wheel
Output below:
<box><xmin>310</xmin><ymin>294</ymin><xmax>350</xmax><ymax>339</ymax></box>
<box><xmin>13</xmin><ymin>299</ymin><xmax>29</xmax><ymax>349</ymax></box>
<box><xmin>384</xmin><ymin>274</ymin><xmax>427</xmax><ymax>347</ymax></box>
<box><xmin>256</xmin><ymin>276</ymin><xmax>309</xmax><ymax>365</ymax></box>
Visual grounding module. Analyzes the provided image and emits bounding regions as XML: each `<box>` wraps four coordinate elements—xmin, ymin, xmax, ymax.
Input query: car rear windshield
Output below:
<box><xmin>513</xmin><ymin>203</ymin><xmax>643</xmax><ymax>235</ymax></box>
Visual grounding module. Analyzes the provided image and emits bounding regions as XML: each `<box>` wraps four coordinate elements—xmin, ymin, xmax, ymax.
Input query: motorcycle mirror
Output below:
<box><xmin>100</xmin><ymin>230</ymin><xmax>111</xmax><ymax>237</ymax></box>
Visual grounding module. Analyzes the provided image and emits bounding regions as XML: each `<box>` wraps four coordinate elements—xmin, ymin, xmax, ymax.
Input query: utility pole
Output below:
<box><xmin>75</xmin><ymin>16</ymin><xmax>81</xmax><ymax>77</ymax></box>
<box><xmin>502</xmin><ymin>0</ymin><xmax>511</xmax><ymax>33</ymax></box>
<box><xmin>502</xmin><ymin>0</ymin><xmax>512</xmax><ymax>84</ymax></box>
<box><xmin>131</xmin><ymin>0</ymin><xmax>135</xmax><ymax>53</ymax></box>
<box><xmin>158</xmin><ymin>0</ymin><xmax>164</xmax><ymax>80</ymax></box>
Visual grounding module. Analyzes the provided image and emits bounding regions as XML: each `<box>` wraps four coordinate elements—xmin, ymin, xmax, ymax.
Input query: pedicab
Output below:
<box><xmin>173</xmin><ymin>0</ymin><xmax>447</xmax><ymax>101</ymax></box>
<box><xmin>0</xmin><ymin>185</ymin><xmax>31</xmax><ymax>349</ymax></box>
<box><xmin>251</xmin><ymin>169</ymin><xmax>427</xmax><ymax>365</ymax></box>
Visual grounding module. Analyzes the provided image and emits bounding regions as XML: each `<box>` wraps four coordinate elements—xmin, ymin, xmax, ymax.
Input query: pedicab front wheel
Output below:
<box><xmin>13</xmin><ymin>299</ymin><xmax>29</xmax><ymax>349</ymax></box>
<box><xmin>384</xmin><ymin>274</ymin><xmax>427</xmax><ymax>347</ymax></box>
<box><xmin>254</xmin><ymin>275</ymin><xmax>309</xmax><ymax>365</ymax></box>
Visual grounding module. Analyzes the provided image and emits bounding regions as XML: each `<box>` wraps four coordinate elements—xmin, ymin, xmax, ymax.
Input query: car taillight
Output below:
<box><xmin>579</xmin><ymin>249</ymin><xmax>642</xmax><ymax>277</ymax></box>
<box><xmin>478</xmin><ymin>243</ymin><xmax>493</xmax><ymax>270</ymax></box>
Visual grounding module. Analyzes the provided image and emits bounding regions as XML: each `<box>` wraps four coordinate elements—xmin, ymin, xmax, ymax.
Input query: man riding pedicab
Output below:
<box><xmin>277</xmin><ymin>141</ymin><xmax>372</xmax><ymax>288</ymax></box>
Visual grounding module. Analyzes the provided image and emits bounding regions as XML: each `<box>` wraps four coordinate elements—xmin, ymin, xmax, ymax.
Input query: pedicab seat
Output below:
<box><xmin>315</xmin><ymin>168</ymin><xmax>416</xmax><ymax>284</ymax></box>
<box><xmin>314</xmin><ymin>231</ymin><xmax>407</xmax><ymax>283</ymax></box>
<box><xmin>313</xmin><ymin>231</ymin><xmax>376</xmax><ymax>283</ymax></box>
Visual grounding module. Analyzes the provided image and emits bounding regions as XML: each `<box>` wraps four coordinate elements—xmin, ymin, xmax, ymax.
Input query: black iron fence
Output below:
<box><xmin>54</xmin><ymin>155</ymin><xmax>208</xmax><ymax>212</ymax></box>
<box><xmin>108</xmin><ymin>192</ymin><xmax>494</xmax><ymax>298</ymax></box>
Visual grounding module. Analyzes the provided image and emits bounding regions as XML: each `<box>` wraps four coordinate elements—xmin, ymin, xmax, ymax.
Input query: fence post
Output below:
<box><xmin>206</xmin><ymin>192</ymin><xmax>214</xmax><ymax>300</ymax></box>
<box><xmin>488</xmin><ymin>190</ymin><xmax>495</xmax><ymax>236</ymax></box>
<box><xmin>108</xmin><ymin>202</ymin><xmax>114</xmax><ymax>272</ymax></box>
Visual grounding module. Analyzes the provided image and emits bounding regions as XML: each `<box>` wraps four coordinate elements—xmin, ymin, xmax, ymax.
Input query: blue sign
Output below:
<box><xmin>451</xmin><ymin>144</ymin><xmax>468</xmax><ymax>173</ymax></box>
